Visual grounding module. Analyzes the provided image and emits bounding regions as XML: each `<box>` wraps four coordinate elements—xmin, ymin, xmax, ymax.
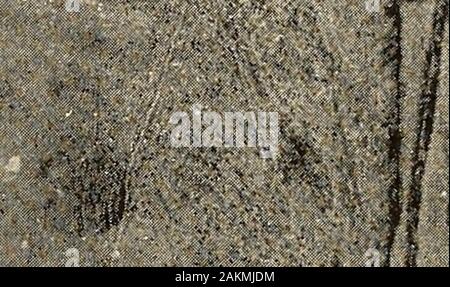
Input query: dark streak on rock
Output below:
<box><xmin>383</xmin><ymin>0</ymin><xmax>404</xmax><ymax>267</ymax></box>
<box><xmin>406</xmin><ymin>0</ymin><xmax>449</xmax><ymax>267</ymax></box>
<box><xmin>280</xmin><ymin>123</ymin><xmax>332</xmax><ymax>213</ymax></box>
<box><xmin>70</xmin><ymin>142</ymin><xmax>129</xmax><ymax>235</ymax></box>
<box><xmin>40</xmin><ymin>76</ymin><xmax>132</xmax><ymax>236</ymax></box>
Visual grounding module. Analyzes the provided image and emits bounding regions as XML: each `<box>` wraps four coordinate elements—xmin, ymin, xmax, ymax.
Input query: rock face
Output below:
<box><xmin>0</xmin><ymin>0</ymin><xmax>448</xmax><ymax>267</ymax></box>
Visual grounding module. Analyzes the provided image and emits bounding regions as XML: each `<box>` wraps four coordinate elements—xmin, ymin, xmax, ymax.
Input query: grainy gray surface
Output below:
<box><xmin>0</xmin><ymin>0</ymin><xmax>448</xmax><ymax>267</ymax></box>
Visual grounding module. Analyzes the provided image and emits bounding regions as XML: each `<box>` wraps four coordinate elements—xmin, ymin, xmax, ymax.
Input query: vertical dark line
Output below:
<box><xmin>384</xmin><ymin>0</ymin><xmax>404</xmax><ymax>267</ymax></box>
<box><xmin>406</xmin><ymin>0</ymin><xmax>449</xmax><ymax>267</ymax></box>
<box><xmin>115</xmin><ymin>176</ymin><xmax>128</xmax><ymax>225</ymax></box>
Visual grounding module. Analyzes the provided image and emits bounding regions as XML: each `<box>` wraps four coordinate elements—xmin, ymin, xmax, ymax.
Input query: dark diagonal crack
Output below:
<box><xmin>383</xmin><ymin>0</ymin><xmax>404</xmax><ymax>267</ymax></box>
<box><xmin>405</xmin><ymin>0</ymin><xmax>449</xmax><ymax>267</ymax></box>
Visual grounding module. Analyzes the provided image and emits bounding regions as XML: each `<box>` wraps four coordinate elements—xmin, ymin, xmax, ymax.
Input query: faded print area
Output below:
<box><xmin>0</xmin><ymin>0</ymin><xmax>448</xmax><ymax>267</ymax></box>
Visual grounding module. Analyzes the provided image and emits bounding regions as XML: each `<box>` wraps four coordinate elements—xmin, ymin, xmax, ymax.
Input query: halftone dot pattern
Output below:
<box><xmin>0</xmin><ymin>0</ymin><xmax>448</xmax><ymax>267</ymax></box>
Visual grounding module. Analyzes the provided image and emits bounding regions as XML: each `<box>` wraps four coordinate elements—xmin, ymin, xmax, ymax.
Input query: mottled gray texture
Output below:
<box><xmin>0</xmin><ymin>0</ymin><xmax>448</xmax><ymax>267</ymax></box>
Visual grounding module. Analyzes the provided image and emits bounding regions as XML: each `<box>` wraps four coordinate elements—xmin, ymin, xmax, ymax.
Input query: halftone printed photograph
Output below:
<box><xmin>0</xmin><ymin>0</ymin><xmax>448</xmax><ymax>270</ymax></box>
